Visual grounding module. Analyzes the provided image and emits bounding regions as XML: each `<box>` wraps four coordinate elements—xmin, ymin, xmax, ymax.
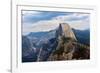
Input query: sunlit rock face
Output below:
<box><xmin>56</xmin><ymin>23</ymin><xmax>77</xmax><ymax>41</ymax></box>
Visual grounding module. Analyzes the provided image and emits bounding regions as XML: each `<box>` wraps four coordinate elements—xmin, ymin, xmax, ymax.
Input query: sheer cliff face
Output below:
<box><xmin>48</xmin><ymin>23</ymin><xmax>90</xmax><ymax>61</ymax></box>
<box><xmin>56</xmin><ymin>23</ymin><xmax>77</xmax><ymax>41</ymax></box>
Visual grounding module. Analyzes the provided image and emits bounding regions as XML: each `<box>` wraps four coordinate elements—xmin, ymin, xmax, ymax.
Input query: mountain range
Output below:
<box><xmin>22</xmin><ymin>23</ymin><xmax>90</xmax><ymax>62</ymax></box>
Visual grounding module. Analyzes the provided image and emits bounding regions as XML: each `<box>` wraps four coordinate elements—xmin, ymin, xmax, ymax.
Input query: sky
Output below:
<box><xmin>22</xmin><ymin>10</ymin><xmax>90</xmax><ymax>35</ymax></box>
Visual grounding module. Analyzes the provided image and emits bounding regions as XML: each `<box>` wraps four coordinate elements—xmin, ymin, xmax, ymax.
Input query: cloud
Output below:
<box><xmin>22</xmin><ymin>11</ymin><xmax>71</xmax><ymax>24</ymax></box>
<box><xmin>53</xmin><ymin>13</ymin><xmax>89</xmax><ymax>21</ymax></box>
<box><xmin>23</xmin><ymin>19</ymin><xmax>60</xmax><ymax>33</ymax></box>
<box><xmin>22</xmin><ymin>11</ymin><xmax>90</xmax><ymax>35</ymax></box>
<box><xmin>52</xmin><ymin>13</ymin><xmax>90</xmax><ymax>30</ymax></box>
<box><xmin>22</xmin><ymin>11</ymin><xmax>43</xmax><ymax>24</ymax></box>
<box><xmin>67</xmin><ymin>18</ymin><xmax>90</xmax><ymax>30</ymax></box>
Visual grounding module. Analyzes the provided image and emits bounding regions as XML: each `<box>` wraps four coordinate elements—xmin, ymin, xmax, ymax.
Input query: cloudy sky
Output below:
<box><xmin>22</xmin><ymin>10</ymin><xmax>90</xmax><ymax>35</ymax></box>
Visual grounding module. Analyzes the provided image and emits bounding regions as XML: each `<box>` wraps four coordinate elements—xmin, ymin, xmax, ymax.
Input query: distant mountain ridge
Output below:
<box><xmin>28</xmin><ymin>29</ymin><xmax>56</xmax><ymax>40</ymax></box>
<box><xmin>72</xmin><ymin>29</ymin><xmax>90</xmax><ymax>45</ymax></box>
